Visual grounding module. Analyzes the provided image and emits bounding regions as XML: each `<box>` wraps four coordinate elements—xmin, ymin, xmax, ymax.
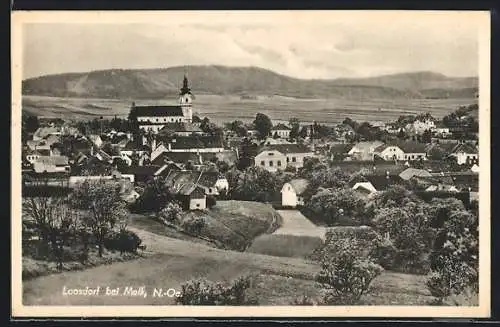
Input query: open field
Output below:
<box><xmin>247</xmin><ymin>234</ymin><xmax>324</xmax><ymax>259</ymax></box>
<box><xmin>23</xmin><ymin>227</ymin><xmax>436</xmax><ymax>306</ymax></box>
<box><xmin>22</xmin><ymin>95</ymin><xmax>477</xmax><ymax>125</ymax></box>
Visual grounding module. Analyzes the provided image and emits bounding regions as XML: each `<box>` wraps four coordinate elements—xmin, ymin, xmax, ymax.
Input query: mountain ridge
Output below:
<box><xmin>22</xmin><ymin>65</ymin><xmax>478</xmax><ymax>100</ymax></box>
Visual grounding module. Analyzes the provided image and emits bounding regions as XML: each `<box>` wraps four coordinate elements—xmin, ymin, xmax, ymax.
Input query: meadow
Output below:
<box><xmin>22</xmin><ymin>95</ymin><xmax>477</xmax><ymax>125</ymax></box>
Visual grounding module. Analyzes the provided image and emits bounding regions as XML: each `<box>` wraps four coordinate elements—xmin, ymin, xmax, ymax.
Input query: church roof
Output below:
<box><xmin>134</xmin><ymin>106</ymin><xmax>184</xmax><ymax>117</ymax></box>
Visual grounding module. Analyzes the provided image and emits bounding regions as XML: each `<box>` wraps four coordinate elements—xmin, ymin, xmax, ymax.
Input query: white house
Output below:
<box><xmin>255</xmin><ymin>149</ymin><xmax>287</xmax><ymax>172</ymax></box>
<box><xmin>33</xmin><ymin>156</ymin><xmax>70</xmax><ymax>174</ymax></box>
<box><xmin>449</xmin><ymin>143</ymin><xmax>479</xmax><ymax>165</ymax></box>
<box><xmin>407</xmin><ymin>119</ymin><xmax>436</xmax><ymax>135</ymax></box>
<box><xmin>271</xmin><ymin>123</ymin><xmax>292</xmax><ymax>139</ymax></box>
<box><xmin>434</xmin><ymin>123</ymin><xmax>451</xmax><ymax>138</ymax></box>
<box><xmin>351</xmin><ymin>182</ymin><xmax>378</xmax><ymax>198</ymax></box>
<box><xmin>281</xmin><ymin>179</ymin><xmax>309</xmax><ymax>207</ymax></box>
<box><xmin>348</xmin><ymin>141</ymin><xmax>384</xmax><ymax>161</ymax></box>
<box><xmin>373</xmin><ymin>144</ymin><xmax>406</xmax><ymax>161</ymax></box>
<box><xmin>255</xmin><ymin>144</ymin><xmax>314</xmax><ymax>172</ymax></box>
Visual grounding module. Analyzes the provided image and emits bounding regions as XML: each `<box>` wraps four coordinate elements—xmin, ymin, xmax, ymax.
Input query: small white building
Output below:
<box><xmin>255</xmin><ymin>150</ymin><xmax>287</xmax><ymax>172</ymax></box>
<box><xmin>33</xmin><ymin>156</ymin><xmax>70</xmax><ymax>174</ymax></box>
<box><xmin>281</xmin><ymin>179</ymin><xmax>309</xmax><ymax>208</ymax></box>
<box><xmin>470</xmin><ymin>164</ymin><xmax>480</xmax><ymax>173</ymax></box>
<box><xmin>351</xmin><ymin>182</ymin><xmax>378</xmax><ymax>198</ymax></box>
<box><xmin>255</xmin><ymin>144</ymin><xmax>314</xmax><ymax>172</ymax></box>
<box><xmin>449</xmin><ymin>143</ymin><xmax>479</xmax><ymax>165</ymax></box>
<box><xmin>271</xmin><ymin>123</ymin><xmax>292</xmax><ymax>139</ymax></box>
<box><xmin>373</xmin><ymin>145</ymin><xmax>406</xmax><ymax>161</ymax></box>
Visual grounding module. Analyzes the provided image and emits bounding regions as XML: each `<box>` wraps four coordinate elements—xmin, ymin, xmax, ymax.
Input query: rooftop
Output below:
<box><xmin>133</xmin><ymin>105</ymin><xmax>184</xmax><ymax>117</ymax></box>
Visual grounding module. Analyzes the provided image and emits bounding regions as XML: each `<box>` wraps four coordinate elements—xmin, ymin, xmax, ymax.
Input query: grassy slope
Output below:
<box><xmin>23</xmin><ymin>227</ymin><xmax>435</xmax><ymax>306</ymax></box>
<box><xmin>184</xmin><ymin>201</ymin><xmax>277</xmax><ymax>251</ymax></box>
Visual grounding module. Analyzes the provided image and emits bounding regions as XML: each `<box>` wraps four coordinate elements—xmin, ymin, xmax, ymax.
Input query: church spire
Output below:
<box><xmin>180</xmin><ymin>68</ymin><xmax>191</xmax><ymax>95</ymax></box>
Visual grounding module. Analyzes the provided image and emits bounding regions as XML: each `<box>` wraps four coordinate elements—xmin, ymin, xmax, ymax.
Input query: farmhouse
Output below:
<box><xmin>33</xmin><ymin>156</ymin><xmax>70</xmax><ymax>174</ymax></box>
<box><xmin>398</xmin><ymin>167</ymin><xmax>432</xmax><ymax>181</ymax></box>
<box><xmin>373</xmin><ymin>144</ymin><xmax>406</xmax><ymax>161</ymax></box>
<box><xmin>176</xmin><ymin>183</ymin><xmax>207</xmax><ymax>211</ymax></box>
<box><xmin>449</xmin><ymin>143</ymin><xmax>479</xmax><ymax>165</ymax></box>
<box><xmin>255</xmin><ymin>144</ymin><xmax>314</xmax><ymax>172</ymax></box>
<box><xmin>131</xmin><ymin>75</ymin><xmax>194</xmax><ymax>133</ymax></box>
<box><xmin>281</xmin><ymin>179</ymin><xmax>309</xmax><ymax>208</ymax></box>
<box><xmin>196</xmin><ymin>171</ymin><xmax>229</xmax><ymax>196</ymax></box>
<box><xmin>271</xmin><ymin>123</ymin><xmax>292</xmax><ymax>138</ymax></box>
<box><xmin>347</xmin><ymin>141</ymin><xmax>384</xmax><ymax>161</ymax></box>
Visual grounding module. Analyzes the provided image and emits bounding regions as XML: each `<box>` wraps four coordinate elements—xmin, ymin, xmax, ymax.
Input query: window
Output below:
<box><xmin>411</xmin><ymin>155</ymin><xmax>415</xmax><ymax>159</ymax></box>
<box><xmin>156</xmin><ymin>118</ymin><xmax>159</xmax><ymax>122</ymax></box>
<box><xmin>269</xmin><ymin>161</ymin><xmax>274</xmax><ymax>167</ymax></box>
<box><xmin>261</xmin><ymin>161</ymin><xmax>265</xmax><ymax>166</ymax></box>
<box><xmin>196</xmin><ymin>203</ymin><xmax>200</xmax><ymax>207</ymax></box>
<box><xmin>277</xmin><ymin>160</ymin><xmax>282</xmax><ymax>166</ymax></box>
<box><xmin>292</xmin><ymin>157</ymin><xmax>296</xmax><ymax>162</ymax></box>
<box><xmin>209</xmin><ymin>188</ymin><xmax>213</xmax><ymax>193</ymax></box>
<box><xmin>287</xmin><ymin>157</ymin><xmax>290</xmax><ymax>162</ymax></box>
<box><xmin>268</xmin><ymin>152</ymin><xmax>274</xmax><ymax>156</ymax></box>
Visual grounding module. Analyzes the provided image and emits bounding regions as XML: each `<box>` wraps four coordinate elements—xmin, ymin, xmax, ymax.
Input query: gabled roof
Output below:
<box><xmin>122</xmin><ymin>165</ymin><xmax>162</xmax><ymax>176</ymax></box>
<box><xmin>352</xmin><ymin>182</ymin><xmax>378</xmax><ymax>194</ymax></box>
<box><xmin>259</xmin><ymin>143</ymin><xmax>312</xmax><ymax>155</ymax></box>
<box><xmin>166</xmin><ymin>171</ymin><xmax>200</xmax><ymax>192</ymax></box>
<box><xmin>33</xmin><ymin>127</ymin><xmax>61</xmax><ymax>139</ymax></box>
<box><xmin>286</xmin><ymin>178</ymin><xmax>310</xmax><ymax>195</ymax></box>
<box><xmin>152</xmin><ymin>151</ymin><xmax>201</xmax><ymax>166</ymax></box>
<box><xmin>399</xmin><ymin>167</ymin><xmax>432</xmax><ymax>181</ymax></box>
<box><xmin>178</xmin><ymin>183</ymin><xmax>206</xmax><ymax>196</ymax></box>
<box><xmin>350</xmin><ymin>141</ymin><xmax>384</xmax><ymax>152</ymax></box>
<box><xmin>364</xmin><ymin>174</ymin><xmax>403</xmax><ymax>191</ymax></box>
<box><xmin>134</xmin><ymin>105</ymin><xmax>184</xmax><ymax>117</ymax></box>
<box><xmin>386</xmin><ymin>141</ymin><xmax>427</xmax><ymax>154</ymax></box>
<box><xmin>330</xmin><ymin>143</ymin><xmax>354</xmax><ymax>154</ymax></box>
<box><xmin>197</xmin><ymin>171</ymin><xmax>224</xmax><ymax>188</ymax></box>
<box><xmin>451</xmin><ymin>143</ymin><xmax>478</xmax><ymax>154</ymax></box>
<box><xmin>35</xmin><ymin>155</ymin><xmax>69</xmax><ymax>166</ymax></box>
<box><xmin>159</xmin><ymin>122</ymin><xmax>203</xmax><ymax>134</ymax></box>
<box><xmin>123</xmin><ymin>140</ymin><xmax>150</xmax><ymax>151</ymax></box>
<box><xmin>271</xmin><ymin>123</ymin><xmax>291</xmax><ymax>131</ymax></box>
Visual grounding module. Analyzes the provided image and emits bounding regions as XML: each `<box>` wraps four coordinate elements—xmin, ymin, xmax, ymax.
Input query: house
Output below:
<box><xmin>158</xmin><ymin>122</ymin><xmax>205</xmax><ymax>137</ymax></box>
<box><xmin>406</xmin><ymin>119</ymin><xmax>435</xmax><ymax>135</ymax></box>
<box><xmin>470</xmin><ymin>164</ymin><xmax>480</xmax><ymax>173</ymax></box>
<box><xmin>373</xmin><ymin>144</ymin><xmax>406</xmax><ymax>161</ymax></box>
<box><xmin>131</xmin><ymin>75</ymin><xmax>194</xmax><ymax>133</ymax></box>
<box><xmin>347</xmin><ymin>141</ymin><xmax>384</xmax><ymax>161</ymax></box>
<box><xmin>399</xmin><ymin>167</ymin><xmax>432</xmax><ymax>181</ymax></box>
<box><xmin>262</xmin><ymin>137</ymin><xmax>294</xmax><ymax>146</ymax></box>
<box><xmin>271</xmin><ymin>123</ymin><xmax>292</xmax><ymax>138</ymax></box>
<box><xmin>363</xmin><ymin>174</ymin><xmax>404</xmax><ymax>192</ymax></box>
<box><xmin>95</xmin><ymin>150</ymin><xmax>113</xmax><ymax>163</ymax></box>
<box><xmin>33</xmin><ymin>156</ymin><xmax>70</xmax><ymax>174</ymax></box>
<box><xmin>25</xmin><ymin>150</ymin><xmax>44</xmax><ymax>164</ymax></box>
<box><xmin>397</xmin><ymin>141</ymin><xmax>428</xmax><ymax>161</ymax></box>
<box><xmin>434</xmin><ymin>123</ymin><xmax>452</xmax><ymax>138</ymax></box>
<box><xmin>335</xmin><ymin>124</ymin><xmax>356</xmax><ymax>139</ymax></box>
<box><xmin>196</xmin><ymin>171</ymin><xmax>229</xmax><ymax>196</ymax></box>
<box><xmin>32</xmin><ymin>127</ymin><xmax>61</xmax><ymax>141</ymax></box>
<box><xmin>121</xmin><ymin>165</ymin><xmax>165</xmax><ymax>184</ymax></box>
<box><xmin>449</xmin><ymin>143</ymin><xmax>479</xmax><ymax>165</ymax></box>
<box><xmin>255</xmin><ymin>144</ymin><xmax>314</xmax><ymax>172</ymax></box>
<box><xmin>329</xmin><ymin>143</ymin><xmax>354</xmax><ymax>161</ymax></box>
<box><xmin>281</xmin><ymin>179</ymin><xmax>309</xmax><ymax>208</ymax></box>
<box><xmin>87</xmin><ymin>135</ymin><xmax>103</xmax><ymax>148</ymax></box>
<box><xmin>152</xmin><ymin>151</ymin><xmax>202</xmax><ymax>167</ymax></box>
<box><xmin>351</xmin><ymin>182</ymin><xmax>378</xmax><ymax>198</ymax></box>
<box><xmin>176</xmin><ymin>183</ymin><xmax>207</xmax><ymax>210</ymax></box>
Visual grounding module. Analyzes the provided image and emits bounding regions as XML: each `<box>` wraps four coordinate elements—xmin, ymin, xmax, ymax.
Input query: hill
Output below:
<box><xmin>22</xmin><ymin>65</ymin><xmax>478</xmax><ymax>100</ymax></box>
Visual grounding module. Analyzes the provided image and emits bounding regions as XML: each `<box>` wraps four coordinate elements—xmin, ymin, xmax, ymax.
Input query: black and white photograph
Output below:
<box><xmin>11</xmin><ymin>10</ymin><xmax>490</xmax><ymax>317</ymax></box>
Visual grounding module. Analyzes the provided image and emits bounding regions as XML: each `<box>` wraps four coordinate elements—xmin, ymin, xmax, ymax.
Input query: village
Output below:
<box><xmin>22</xmin><ymin>75</ymin><xmax>479</xmax><ymax>210</ymax></box>
<box><xmin>21</xmin><ymin>75</ymin><xmax>480</xmax><ymax>306</ymax></box>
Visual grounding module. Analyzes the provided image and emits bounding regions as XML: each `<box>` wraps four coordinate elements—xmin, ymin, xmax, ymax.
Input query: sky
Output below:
<box><xmin>20</xmin><ymin>11</ymin><xmax>483</xmax><ymax>80</ymax></box>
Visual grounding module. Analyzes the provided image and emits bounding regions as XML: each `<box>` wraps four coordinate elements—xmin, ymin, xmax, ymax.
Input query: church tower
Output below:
<box><xmin>179</xmin><ymin>74</ymin><xmax>193</xmax><ymax>123</ymax></box>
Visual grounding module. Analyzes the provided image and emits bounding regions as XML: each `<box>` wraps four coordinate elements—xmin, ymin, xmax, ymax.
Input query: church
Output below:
<box><xmin>132</xmin><ymin>75</ymin><xmax>194</xmax><ymax>133</ymax></box>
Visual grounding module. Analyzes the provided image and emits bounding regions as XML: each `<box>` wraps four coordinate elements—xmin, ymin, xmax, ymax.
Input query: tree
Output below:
<box><xmin>228</xmin><ymin>166</ymin><xmax>282</xmax><ymax>202</ymax></box>
<box><xmin>289</xmin><ymin>117</ymin><xmax>300</xmax><ymax>140</ymax></box>
<box><xmin>306</xmin><ymin>188</ymin><xmax>367</xmax><ymax>226</ymax></box>
<box><xmin>23</xmin><ymin>114</ymin><xmax>40</xmax><ymax>134</ymax></box>
<box><xmin>71</xmin><ymin>180</ymin><xmax>128</xmax><ymax>257</ymax></box>
<box><xmin>157</xmin><ymin>202</ymin><xmax>183</xmax><ymax>225</ymax></box>
<box><xmin>253</xmin><ymin>113</ymin><xmax>273</xmax><ymax>139</ymax></box>
<box><xmin>229</xmin><ymin>120</ymin><xmax>248</xmax><ymax>137</ymax></box>
<box><xmin>315</xmin><ymin>237</ymin><xmax>383</xmax><ymax>304</ymax></box>
<box><xmin>112</xmin><ymin>157</ymin><xmax>129</xmax><ymax>172</ymax></box>
<box><xmin>422</xmin><ymin>129</ymin><xmax>432</xmax><ymax>143</ymax></box>
<box><xmin>372</xmin><ymin>202</ymin><xmax>435</xmax><ymax>266</ymax></box>
<box><xmin>23</xmin><ymin>197</ymin><xmax>80</xmax><ymax>269</ymax></box>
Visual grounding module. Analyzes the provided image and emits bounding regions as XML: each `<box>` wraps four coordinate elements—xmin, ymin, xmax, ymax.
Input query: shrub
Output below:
<box><xmin>157</xmin><ymin>202</ymin><xmax>183</xmax><ymax>225</ymax></box>
<box><xmin>181</xmin><ymin>216</ymin><xmax>206</xmax><ymax>236</ymax></box>
<box><xmin>291</xmin><ymin>295</ymin><xmax>317</xmax><ymax>305</ymax></box>
<box><xmin>426</xmin><ymin>256</ymin><xmax>478</xmax><ymax>305</ymax></box>
<box><xmin>175</xmin><ymin>275</ymin><xmax>257</xmax><ymax>305</ymax></box>
<box><xmin>370</xmin><ymin>238</ymin><xmax>398</xmax><ymax>270</ymax></box>
<box><xmin>315</xmin><ymin>237</ymin><xmax>384</xmax><ymax>305</ymax></box>
<box><xmin>104</xmin><ymin>229</ymin><xmax>142</xmax><ymax>254</ymax></box>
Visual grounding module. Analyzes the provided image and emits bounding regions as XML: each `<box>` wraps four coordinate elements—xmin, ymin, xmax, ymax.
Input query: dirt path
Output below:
<box><xmin>273</xmin><ymin>210</ymin><xmax>327</xmax><ymax>240</ymax></box>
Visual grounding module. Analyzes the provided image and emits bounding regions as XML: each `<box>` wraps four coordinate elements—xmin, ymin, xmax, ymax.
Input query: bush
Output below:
<box><xmin>157</xmin><ymin>202</ymin><xmax>183</xmax><ymax>225</ymax></box>
<box><xmin>426</xmin><ymin>256</ymin><xmax>478</xmax><ymax>305</ymax></box>
<box><xmin>175</xmin><ymin>275</ymin><xmax>257</xmax><ymax>305</ymax></box>
<box><xmin>370</xmin><ymin>238</ymin><xmax>398</xmax><ymax>270</ymax></box>
<box><xmin>104</xmin><ymin>229</ymin><xmax>142</xmax><ymax>254</ymax></box>
<box><xmin>181</xmin><ymin>216</ymin><xmax>206</xmax><ymax>235</ymax></box>
<box><xmin>291</xmin><ymin>295</ymin><xmax>317</xmax><ymax>306</ymax></box>
<box><xmin>315</xmin><ymin>237</ymin><xmax>384</xmax><ymax>305</ymax></box>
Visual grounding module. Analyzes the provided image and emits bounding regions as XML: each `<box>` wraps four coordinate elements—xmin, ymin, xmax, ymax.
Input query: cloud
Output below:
<box><xmin>21</xmin><ymin>12</ymin><xmax>480</xmax><ymax>80</ymax></box>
